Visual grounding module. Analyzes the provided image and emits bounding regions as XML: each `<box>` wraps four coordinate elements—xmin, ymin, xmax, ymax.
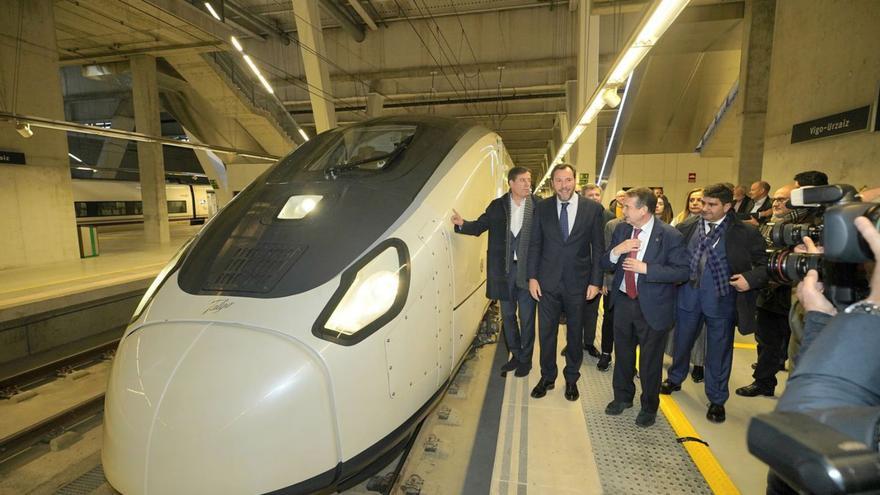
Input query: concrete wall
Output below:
<box><xmin>228</xmin><ymin>163</ymin><xmax>273</xmax><ymax>194</ymax></box>
<box><xmin>761</xmin><ymin>0</ymin><xmax>880</xmax><ymax>190</ymax></box>
<box><xmin>0</xmin><ymin>0</ymin><xmax>79</xmax><ymax>269</ymax></box>
<box><xmin>603</xmin><ymin>153</ymin><xmax>735</xmax><ymax>215</ymax></box>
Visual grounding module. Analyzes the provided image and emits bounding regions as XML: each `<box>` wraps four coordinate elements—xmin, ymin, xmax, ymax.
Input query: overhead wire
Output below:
<box><xmin>390</xmin><ymin>0</ymin><xmax>482</xmax><ymax>117</ymax></box>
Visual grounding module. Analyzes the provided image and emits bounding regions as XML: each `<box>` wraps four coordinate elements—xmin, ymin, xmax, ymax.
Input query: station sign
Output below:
<box><xmin>0</xmin><ymin>150</ymin><xmax>26</xmax><ymax>165</ymax></box>
<box><xmin>791</xmin><ymin>106</ymin><xmax>871</xmax><ymax>143</ymax></box>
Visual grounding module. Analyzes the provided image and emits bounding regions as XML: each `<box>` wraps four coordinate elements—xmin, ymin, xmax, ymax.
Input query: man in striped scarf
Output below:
<box><xmin>660</xmin><ymin>183</ymin><xmax>768</xmax><ymax>423</ymax></box>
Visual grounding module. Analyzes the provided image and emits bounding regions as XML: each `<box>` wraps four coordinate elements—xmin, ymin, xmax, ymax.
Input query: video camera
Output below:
<box><xmin>766</xmin><ymin>184</ymin><xmax>879</xmax><ymax>307</ymax></box>
<box><xmin>748</xmin><ymin>409</ymin><xmax>880</xmax><ymax>494</ymax></box>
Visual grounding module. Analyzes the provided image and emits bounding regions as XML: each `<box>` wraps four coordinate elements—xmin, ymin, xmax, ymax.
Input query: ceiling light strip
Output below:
<box><xmin>537</xmin><ymin>0</ymin><xmax>690</xmax><ymax>187</ymax></box>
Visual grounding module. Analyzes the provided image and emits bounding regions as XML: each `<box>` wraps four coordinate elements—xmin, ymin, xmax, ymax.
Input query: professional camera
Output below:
<box><xmin>748</xmin><ymin>409</ymin><xmax>880</xmax><ymax>494</ymax></box>
<box><xmin>765</xmin><ymin>184</ymin><xmax>878</xmax><ymax>307</ymax></box>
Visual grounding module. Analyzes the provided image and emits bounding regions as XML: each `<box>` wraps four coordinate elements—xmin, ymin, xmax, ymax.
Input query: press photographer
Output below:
<box><xmin>748</xmin><ymin>192</ymin><xmax>880</xmax><ymax>494</ymax></box>
<box><xmin>736</xmin><ymin>184</ymin><xmax>797</xmax><ymax>398</ymax></box>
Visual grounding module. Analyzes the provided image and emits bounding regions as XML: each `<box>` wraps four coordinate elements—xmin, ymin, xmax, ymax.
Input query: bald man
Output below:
<box><xmin>737</xmin><ymin>184</ymin><xmax>795</xmax><ymax>398</ymax></box>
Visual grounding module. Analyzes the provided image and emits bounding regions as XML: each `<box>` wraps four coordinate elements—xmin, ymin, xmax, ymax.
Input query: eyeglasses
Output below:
<box><xmin>771</xmin><ymin>197</ymin><xmax>788</xmax><ymax>203</ymax></box>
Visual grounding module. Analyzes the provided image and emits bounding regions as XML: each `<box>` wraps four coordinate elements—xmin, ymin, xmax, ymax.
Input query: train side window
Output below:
<box><xmin>167</xmin><ymin>200</ymin><xmax>187</xmax><ymax>213</ymax></box>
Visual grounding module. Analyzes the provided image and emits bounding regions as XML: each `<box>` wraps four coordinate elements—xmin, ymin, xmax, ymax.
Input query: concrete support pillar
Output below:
<box><xmin>366</xmin><ymin>93</ymin><xmax>385</xmax><ymax>118</ymax></box>
<box><xmin>292</xmin><ymin>0</ymin><xmax>338</xmax><ymax>133</ymax></box>
<box><xmin>0</xmin><ymin>0</ymin><xmax>79</xmax><ymax>269</ymax></box>
<box><xmin>131</xmin><ymin>55</ymin><xmax>170</xmax><ymax>245</ymax></box>
<box><xmin>734</xmin><ymin>0</ymin><xmax>776</xmax><ymax>186</ymax></box>
<box><xmin>96</xmin><ymin>98</ymin><xmax>134</xmax><ymax>179</ymax></box>
<box><xmin>572</xmin><ymin>0</ymin><xmax>600</xmax><ymax>178</ymax></box>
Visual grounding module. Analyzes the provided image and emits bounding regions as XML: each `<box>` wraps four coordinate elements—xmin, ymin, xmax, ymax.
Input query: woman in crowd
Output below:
<box><xmin>656</xmin><ymin>194</ymin><xmax>674</xmax><ymax>224</ymax></box>
<box><xmin>671</xmin><ymin>188</ymin><xmax>703</xmax><ymax>226</ymax></box>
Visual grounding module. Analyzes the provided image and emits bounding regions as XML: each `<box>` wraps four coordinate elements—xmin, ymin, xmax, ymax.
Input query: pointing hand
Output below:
<box><xmin>451</xmin><ymin>209</ymin><xmax>464</xmax><ymax>226</ymax></box>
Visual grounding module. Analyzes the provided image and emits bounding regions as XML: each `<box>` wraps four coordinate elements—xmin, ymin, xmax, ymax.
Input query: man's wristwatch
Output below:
<box><xmin>844</xmin><ymin>300</ymin><xmax>880</xmax><ymax>316</ymax></box>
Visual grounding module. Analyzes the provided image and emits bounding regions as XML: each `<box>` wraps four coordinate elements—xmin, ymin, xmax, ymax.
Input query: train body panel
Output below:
<box><xmin>102</xmin><ymin>117</ymin><xmax>508</xmax><ymax>494</ymax></box>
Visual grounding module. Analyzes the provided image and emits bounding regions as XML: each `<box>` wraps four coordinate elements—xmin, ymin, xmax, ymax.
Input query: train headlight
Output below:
<box><xmin>130</xmin><ymin>239</ymin><xmax>193</xmax><ymax>324</ymax></box>
<box><xmin>313</xmin><ymin>239</ymin><xmax>410</xmax><ymax>345</ymax></box>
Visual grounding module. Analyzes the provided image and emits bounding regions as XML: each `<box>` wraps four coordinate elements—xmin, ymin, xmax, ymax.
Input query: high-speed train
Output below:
<box><xmin>72</xmin><ymin>179</ymin><xmax>216</xmax><ymax>225</ymax></box>
<box><xmin>102</xmin><ymin>116</ymin><xmax>511</xmax><ymax>494</ymax></box>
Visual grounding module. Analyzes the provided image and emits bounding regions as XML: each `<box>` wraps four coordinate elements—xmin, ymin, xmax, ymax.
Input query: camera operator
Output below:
<box><xmin>736</xmin><ymin>185</ymin><xmax>796</xmax><ymax>398</ymax></box>
<box><xmin>765</xmin><ymin>215</ymin><xmax>880</xmax><ymax>495</ymax></box>
<box><xmin>786</xmin><ymin>171</ymin><xmax>831</xmax><ymax>363</ymax></box>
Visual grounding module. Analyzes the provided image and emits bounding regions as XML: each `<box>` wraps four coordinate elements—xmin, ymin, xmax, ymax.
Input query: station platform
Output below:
<box><xmin>397</xmin><ymin>317</ymin><xmax>783</xmax><ymax>495</ymax></box>
<box><xmin>0</xmin><ymin>223</ymin><xmax>202</xmax><ymax>379</ymax></box>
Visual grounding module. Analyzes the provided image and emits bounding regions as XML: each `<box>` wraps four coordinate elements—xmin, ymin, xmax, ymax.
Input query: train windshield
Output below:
<box><xmin>267</xmin><ymin>124</ymin><xmax>417</xmax><ymax>182</ymax></box>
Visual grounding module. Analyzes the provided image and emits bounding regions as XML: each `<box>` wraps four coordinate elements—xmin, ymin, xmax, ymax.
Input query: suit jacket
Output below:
<box><xmin>677</xmin><ymin>214</ymin><xmax>769</xmax><ymax>334</ymax></box>
<box><xmin>527</xmin><ymin>196</ymin><xmax>605</xmax><ymax>295</ymax></box>
<box><xmin>739</xmin><ymin>196</ymin><xmax>772</xmax><ymax>222</ymax></box>
<box><xmin>455</xmin><ymin>193</ymin><xmax>538</xmax><ymax>300</ymax></box>
<box><xmin>600</xmin><ymin>220</ymin><xmax>691</xmax><ymax>331</ymax></box>
<box><xmin>732</xmin><ymin>198</ymin><xmax>751</xmax><ymax>219</ymax></box>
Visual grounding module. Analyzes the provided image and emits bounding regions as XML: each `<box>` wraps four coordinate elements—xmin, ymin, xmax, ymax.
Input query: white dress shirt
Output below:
<box><xmin>609</xmin><ymin>216</ymin><xmax>655</xmax><ymax>292</ymax></box>
<box><xmin>510</xmin><ymin>195</ymin><xmax>525</xmax><ymax>237</ymax></box>
<box><xmin>510</xmin><ymin>194</ymin><xmax>525</xmax><ymax>260</ymax></box>
<box><xmin>750</xmin><ymin>196</ymin><xmax>768</xmax><ymax>213</ymax></box>
<box><xmin>556</xmin><ymin>193</ymin><xmax>578</xmax><ymax>235</ymax></box>
<box><xmin>705</xmin><ymin>217</ymin><xmax>724</xmax><ymax>247</ymax></box>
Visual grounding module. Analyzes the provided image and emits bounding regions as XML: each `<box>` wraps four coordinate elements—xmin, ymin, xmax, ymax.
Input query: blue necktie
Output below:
<box><xmin>560</xmin><ymin>202</ymin><xmax>569</xmax><ymax>241</ymax></box>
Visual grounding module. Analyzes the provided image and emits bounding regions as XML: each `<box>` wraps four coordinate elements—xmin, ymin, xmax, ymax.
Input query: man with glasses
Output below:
<box><xmin>737</xmin><ymin>185</ymin><xmax>796</xmax><ymax>397</ymax></box>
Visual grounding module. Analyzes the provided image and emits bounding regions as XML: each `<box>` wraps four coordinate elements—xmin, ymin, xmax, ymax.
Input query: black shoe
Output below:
<box><xmin>584</xmin><ymin>344</ymin><xmax>600</xmax><ymax>358</ymax></box>
<box><xmin>604</xmin><ymin>400</ymin><xmax>633</xmax><ymax>415</ymax></box>
<box><xmin>707</xmin><ymin>403</ymin><xmax>726</xmax><ymax>423</ymax></box>
<box><xmin>691</xmin><ymin>366</ymin><xmax>704</xmax><ymax>383</ymax></box>
<box><xmin>735</xmin><ymin>383</ymin><xmax>774</xmax><ymax>397</ymax></box>
<box><xmin>659</xmin><ymin>380</ymin><xmax>681</xmax><ymax>395</ymax></box>
<box><xmin>500</xmin><ymin>357</ymin><xmax>518</xmax><ymax>373</ymax></box>
<box><xmin>597</xmin><ymin>353</ymin><xmax>612</xmax><ymax>372</ymax></box>
<box><xmin>530</xmin><ymin>379</ymin><xmax>555</xmax><ymax>399</ymax></box>
<box><xmin>635</xmin><ymin>410</ymin><xmax>656</xmax><ymax>427</ymax></box>
<box><xmin>564</xmin><ymin>382</ymin><xmax>579</xmax><ymax>401</ymax></box>
<box><xmin>514</xmin><ymin>362</ymin><xmax>531</xmax><ymax>377</ymax></box>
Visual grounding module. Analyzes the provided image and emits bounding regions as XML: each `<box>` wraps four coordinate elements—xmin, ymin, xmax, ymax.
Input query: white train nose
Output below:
<box><xmin>102</xmin><ymin>321</ymin><xmax>340</xmax><ymax>495</ymax></box>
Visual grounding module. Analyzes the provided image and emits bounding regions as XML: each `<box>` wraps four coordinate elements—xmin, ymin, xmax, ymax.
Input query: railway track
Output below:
<box><xmin>0</xmin><ymin>340</ymin><xmax>118</xmax><ymax>470</ymax></box>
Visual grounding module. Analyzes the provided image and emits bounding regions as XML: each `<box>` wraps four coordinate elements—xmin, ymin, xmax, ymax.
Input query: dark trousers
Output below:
<box><xmin>538</xmin><ymin>288</ymin><xmax>584</xmax><ymax>383</ymax></box>
<box><xmin>600</xmin><ymin>293</ymin><xmax>614</xmax><ymax>354</ymax></box>
<box><xmin>753</xmin><ymin>307</ymin><xmax>791</xmax><ymax>388</ymax></box>
<box><xmin>581</xmin><ymin>294</ymin><xmax>600</xmax><ymax>350</ymax></box>
<box><xmin>613</xmin><ymin>295</ymin><xmax>669</xmax><ymax>413</ymax></box>
<box><xmin>499</xmin><ymin>266</ymin><xmax>537</xmax><ymax>366</ymax></box>
<box><xmin>669</xmin><ymin>287</ymin><xmax>736</xmax><ymax>405</ymax></box>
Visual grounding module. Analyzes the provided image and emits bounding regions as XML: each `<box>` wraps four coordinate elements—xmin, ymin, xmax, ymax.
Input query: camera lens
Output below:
<box><xmin>767</xmin><ymin>250</ymin><xmax>823</xmax><ymax>284</ymax></box>
<box><xmin>769</xmin><ymin>223</ymin><xmax>823</xmax><ymax>247</ymax></box>
<box><xmin>824</xmin><ymin>203</ymin><xmax>880</xmax><ymax>263</ymax></box>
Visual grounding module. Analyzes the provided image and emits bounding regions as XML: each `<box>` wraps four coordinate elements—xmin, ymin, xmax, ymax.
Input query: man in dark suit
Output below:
<box><xmin>601</xmin><ymin>188</ymin><xmax>690</xmax><ymax>427</ymax></box>
<box><xmin>579</xmin><ymin>183</ymin><xmax>615</xmax><ymax>360</ymax></box>
<box><xmin>743</xmin><ymin>181</ymin><xmax>772</xmax><ymax>226</ymax></box>
<box><xmin>732</xmin><ymin>185</ymin><xmax>750</xmax><ymax>218</ymax></box>
<box><xmin>660</xmin><ymin>183</ymin><xmax>768</xmax><ymax>423</ymax></box>
<box><xmin>452</xmin><ymin>167</ymin><xmax>538</xmax><ymax>377</ymax></box>
<box><xmin>527</xmin><ymin>164</ymin><xmax>605</xmax><ymax>401</ymax></box>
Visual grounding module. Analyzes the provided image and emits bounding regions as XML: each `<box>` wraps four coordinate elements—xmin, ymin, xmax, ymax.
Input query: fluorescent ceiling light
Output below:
<box><xmin>598</xmin><ymin>74</ymin><xmax>634</xmax><ymax>184</ymax></box>
<box><xmin>68</xmin><ymin>152</ymin><xmax>83</xmax><ymax>163</ymax></box>
<box><xmin>204</xmin><ymin>2</ymin><xmax>221</xmax><ymax>20</ymax></box>
<box><xmin>536</xmin><ymin>0</ymin><xmax>689</xmax><ymax>188</ymax></box>
<box><xmin>298</xmin><ymin>129</ymin><xmax>309</xmax><ymax>141</ymax></box>
<box><xmin>243</xmin><ymin>55</ymin><xmax>274</xmax><ymax>94</ymax></box>
<box><xmin>230</xmin><ymin>36</ymin><xmax>243</xmax><ymax>52</ymax></box>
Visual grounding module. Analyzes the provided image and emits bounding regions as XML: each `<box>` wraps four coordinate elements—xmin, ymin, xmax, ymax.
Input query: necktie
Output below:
<box><xmin>625</xmin><ymin>228</ymin><xmax>642</xmax><ymax>299</ymax></box>
<box><xmin>560</xmin><ymin>202</ymin><xmax>570</xmax><ymax>241</ymax></box>
<box><xmin>695</xmin><ymin>223</ymin><xmax>717</xmax><ymax>286</ymax></box>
